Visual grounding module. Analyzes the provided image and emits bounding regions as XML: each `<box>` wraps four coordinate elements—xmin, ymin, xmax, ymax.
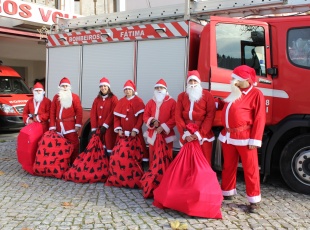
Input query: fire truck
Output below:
<box><xmin>45</xmin><ymin>0</ymin><xmax>310</xmax><ymax>195</ymax></box>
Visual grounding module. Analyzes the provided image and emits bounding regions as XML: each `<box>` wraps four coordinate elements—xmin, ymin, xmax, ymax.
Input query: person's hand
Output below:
<box><xmin>118</xmin><ymin>130</ymin><xmax>123</xmax><ymax>137</ymax></box>
<box><xmin>100</xmin><ymin>126</ymin><xmax>107</xmax><ymax>135</ymax></box>
<box><xmin>75</xmin><ymin>126</ymin><xmax>80</xmax><ymax>132</ymax></box>
<box><xmin>185</xmin><ymin>135</ymin><xmax>194</xmax><ymax>142</ymax></box>
<box><xmin>153</xmin><ymin>120</ymin><xmax>159</xmax><ymax>128</ymax></box>
<box><xmin>156</xmin><ymin>126</ymin><xmax>164</xmax><ymax>134</ymax></box>
<box><xmin>249</xmin><ymin>145</ymin><xmax>257</xmax><ymax>150</ymax></box>
<box><xmin>28</xmin><ymin>119</ymin><xmax>33</xmax><ymax>124</ymax></box>
<box><xmin>33</xmin><ymin>116</ymin><xmax>38</xmax><ymax>122</ymax></box>
<box><xmin>191</xmin><ymin>134</ymin><xmax>198</xmax><ymax>140</ymax></box>
<box><xmin>131</xmin><ymin>131</ymin><xmax>137</xmax><ymax>137</ymax></box>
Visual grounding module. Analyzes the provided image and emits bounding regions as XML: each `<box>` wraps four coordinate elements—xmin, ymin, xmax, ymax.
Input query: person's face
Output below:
<box><xmin>235</xmin><ymin>79</ymin><xmax>250</xmax><ymax>89</ymax></box>
<box><xmin>155</xmin><ymin>86</ymin><xmax>165</xmax><ymax>91</ymax></box>
<box><xmin>100</xmin><ymin>85</ymin><xmax>109</xmax><ymax>94</ymax></box>
<box><xmin>61</xmin><ymin>85</ymin><xmax>70</xmax><ymax>91</ymax></box>
<box><xmin>124</xmin><ymin>88</ymin><xmax>134</xmax><ymax>97</ymax></box>
<box><xmin>34</xmin><ymin>89</ymin><xmax>43</xmax><ymax>94</ymax></box>
<box><xmin>188</xmin><ymin>79</ymin><xmax>198</xmax><ymax>85</ymax></box>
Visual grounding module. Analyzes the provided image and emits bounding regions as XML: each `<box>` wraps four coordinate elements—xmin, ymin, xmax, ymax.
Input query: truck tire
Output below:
<box><xmin>280</xmin><ymin>134</ymin><xmax>310</xmax><ymax>195</ymax></box>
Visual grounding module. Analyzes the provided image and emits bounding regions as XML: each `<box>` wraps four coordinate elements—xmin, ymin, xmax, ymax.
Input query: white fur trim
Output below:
<box><xmin>75</xmin><ymin>124</ymin><xmax>81</xmax><ymax>127</ymax></box>
<box><xmin>222</xmin><ymin>189</ymin><xmax>238</xmax><ymax>196</ymax></box>
<box><xmin>99</xmin><ymin>82</ymin><xmax>110</xmax><ymax>88</ymax></box>
<box><xmin>194</xmin><ymin>131</ymin><xmax>202</xmax><ymax>141</ymax></box>
<box><xmin>146</xmin><ymin>117</ymin><xmax>155</xmax><ymax>129</ymax></box>
<box><xmin>182</xmin><ymin>130</ymin><xmax>191</xmax><ymax>140</ymax></box>
<box><xmin>114</xmin><ymin>111</ymin><xmax>126</xmax><ymax>118</ymax></box>
<box><xmin>249</xmin><ymin>139</ymin><xmax>262</xmax><ymax>147</ymax></box>
<box><xmin>36</xmin><ymin>115</ymin><xmax>41</xmax><ymax>122</ymax></box>
<box><xmin>231</xmin><ymin>73</ymin><xmax>248</xmax><ymax>81</ymax></box>
<box><xmin>187</xmin><ymin>75</ymin><xmax>201</xmax><ymax>83</ymax></box>
<box><xmin>161</xmin><ymin>123</ymin><xmax>170</xmax><ymax>135</ymax></box>
<box><xmin>91</xmin><ymin>128</ymin><xmax>97</xmax><ymax>131</ymax></box>
<box><xmin>132</xmin><ymin>128</ymin><xmax>139</xmax><ymax>134</ymax></box>
<box><xmin>134</xmin><ymin>109</ymin><xmax>144</xmax><ymax>117</ymax></box>
<box><xmin>103</xmin><ymin>123</ymin><xmax>109</xmax><ymax>129</ymax></box>
<box><xmin>247</xmin><ymin>194</ymin><xmax>261</xmax><ymax>203</ymax></box>
<box><xmin>49</xmin><ymin>127</ymin><xmax>56</xmax><ymax>130</ymax></box>
<box><xmin>154</xmin><ymin>84</ymin><xmax>167</xmax><ymax>89</ymax></box>
<box><xmin>114</xmin><ymin>127</ymin><xmax>122</xmax><ymax>133</ymax></box>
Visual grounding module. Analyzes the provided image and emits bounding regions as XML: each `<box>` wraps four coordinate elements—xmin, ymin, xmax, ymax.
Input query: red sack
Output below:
<box><xmin>16</xmin><ymin>122</ymin><xmax>43</xmax><ymax>175</ymax></box>
<box><xmin>153</xmin><ymin>123</ymin><xmax>223</xmax><ymax>219</ymax></box>
<box><xmin>33</xmin><ymin>131</ymin><xmax>73</xmax><ymax>179</ymax></box>
<box><xmin>63</xmin><ymin>130</ymin><xmax>109</xmax><ymax>183</ymax></box>
<box><xmin>105</xmin><ymin>136</ymin><xmax>144</xmax><ymax>188</ymax></box>
<box><xmin>140</xmin><ymin>134</ymin><xmax>172</xmax><ymax>198</ymax></box>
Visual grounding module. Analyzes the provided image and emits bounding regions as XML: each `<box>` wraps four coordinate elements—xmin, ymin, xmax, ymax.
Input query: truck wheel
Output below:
<box><xmin>280</xmin><ymin>134</ymin><xmax>310</xmax><ymax>195</ymax></box>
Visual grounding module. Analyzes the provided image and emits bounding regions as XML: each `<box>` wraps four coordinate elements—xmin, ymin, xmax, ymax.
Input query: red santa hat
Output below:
<box><xmin>99</xmin><ymin>77</ymin><xmax>110</xmax><ymax>88</ymax></box>
<box><xmin>59</xmin><ymin>77</ymin><xmax>71</xmax><ymax>86</ymax></box>
<box><xmin>231</xmin><ymin>65</ymin><xmax>257</xmax><ymax>86</ymax></box>
<box><xmin>154</xmin><ymin>79</ymin><xmax>167</xmax><ymax>89</ymax></box>
<box><xmin>33</xmin><ymin>82</ymin><xmax>44</xmax><ymax>91</ymax></box>
<box><xmin>187</xmin><ymin>70</ymin><xmax>201</xmax><ymax>84</ymax></box>
<box><xmin>123</xmin><ymin>80</ymin><xmax>136</xmax><ymax>92</ymax></box>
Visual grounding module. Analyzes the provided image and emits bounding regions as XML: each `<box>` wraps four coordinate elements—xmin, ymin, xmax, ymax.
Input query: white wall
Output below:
<box><xmin>122</xmin><ymin>0</ymin><xmax>184</xmax><ymax>11</ymax></box>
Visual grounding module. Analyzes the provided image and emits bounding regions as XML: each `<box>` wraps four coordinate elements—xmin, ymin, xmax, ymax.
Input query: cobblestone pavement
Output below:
<box><xmin>0</xmin><ymin>139</ymin><xmax>309</xmax><ymax>230</ymax></box>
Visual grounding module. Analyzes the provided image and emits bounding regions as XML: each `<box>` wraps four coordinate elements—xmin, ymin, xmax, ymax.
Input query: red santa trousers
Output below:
<box><xmin>201</xmin><ymin>141</ymin><xmax>212</xmax><ymax>165</ymax></box>
<box><xmin>221</xmin><ymin>142</ymin><xmax>261</xmax><ymax>203</ymax></box>
<box><xmin>64</xmin><ymin>132</ymin><xmax>79</xmax><ymax>164</ymax></box>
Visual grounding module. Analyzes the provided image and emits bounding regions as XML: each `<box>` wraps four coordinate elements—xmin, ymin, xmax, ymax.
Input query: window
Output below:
<box><xmin>0</xmin><ymin>77</ymin><xmax>31</xmax><ymax>94</ymax></box>
<box><xmin>216</xmin><ymin>23</ymin><xmax>266</xmax><ymax>76</ymax></box>
<box><xmin>288</xmin><ymin>28</ymin><xmax>310</xmax><ymax>68</ymax></box>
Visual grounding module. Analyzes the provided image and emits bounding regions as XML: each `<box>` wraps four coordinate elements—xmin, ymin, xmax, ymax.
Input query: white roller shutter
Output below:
<box><xmin>81</xmin><ymin>42</ymin><xmax>135</xmax><ymax>108</ymax></box>
<box><xmin>46</xmin><ymin>46</ymin><xmax>81</xmax><ymax>100</ymax></box>
<box><xmin>136</xmin><ymin>38</ymin><xmax>188</xmax><ymax>150</ymax></box>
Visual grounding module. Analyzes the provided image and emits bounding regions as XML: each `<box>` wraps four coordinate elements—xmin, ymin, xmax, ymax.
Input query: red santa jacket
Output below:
<box><xmin>113</xmin><ymin>95</ymin><xmax>145</xmax><ymax>135</ymax></box>
<box><xmin>22</xmin><ymin>97</ymin><xmax>51</xmax><ymax>132</ymax></box>
<box><xmin>49</xmin><ymin>93</ymin><xmax>83</xmax><ymax>135</ymax></box>
<box><xmin>143</xmin><ymin>95</ymin><xmax>176</xmax><ymax>145</ymax></box>
<box><xmin>90</xmin><ymin>94</ymin><xmax>118</xmax><ymax>130</ymax></box>
<box><xmin>175</xmin><ymin>89</ymin><xmax>216</xmax><ymax>145</ymax></box>
<box><xmin>218</xmin><ymin>85</ymin><xmax>266</xmax><ymax>147</ymax></box>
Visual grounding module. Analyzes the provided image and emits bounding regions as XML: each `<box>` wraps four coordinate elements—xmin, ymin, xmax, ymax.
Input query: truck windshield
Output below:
<box><xmin>0</xmin><ymin>77</ymin><xmax>31</xmax><ymax>94</ymax></box>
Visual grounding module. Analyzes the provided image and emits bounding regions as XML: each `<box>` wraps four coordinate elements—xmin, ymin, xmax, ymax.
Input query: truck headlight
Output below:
<box><xmin>0</xmin><ymin>104</ymin><xmax>16</xmax><ymax>113</ymax></box>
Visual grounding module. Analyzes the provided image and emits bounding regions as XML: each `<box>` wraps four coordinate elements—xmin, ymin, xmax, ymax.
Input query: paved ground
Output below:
<box><xmin>0</xmin><ymin>134</ymin><xmax>309</xmax><ymax>230</ymax></box>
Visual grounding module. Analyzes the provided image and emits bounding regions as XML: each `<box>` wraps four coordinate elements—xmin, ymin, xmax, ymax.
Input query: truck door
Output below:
<box><xmin>206</xmin><ymin>16</ymin><xmax>273</xmax><ymax>126</ymax></box>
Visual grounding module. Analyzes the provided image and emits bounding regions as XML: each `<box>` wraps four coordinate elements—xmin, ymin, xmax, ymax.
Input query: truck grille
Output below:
<box><xmin>15</xmin><ymin>106</ymin><xmax>24</xmax><ymax>114</ymax></box>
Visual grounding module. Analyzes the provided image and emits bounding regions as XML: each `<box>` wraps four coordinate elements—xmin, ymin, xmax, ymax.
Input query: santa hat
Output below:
<box><xmin>123</xmin><ymin>80</ymin><xmax>136</xmax><ymax>92</ymax></box>
<box><xmin>33</xmin><ymin>82</ymin><xmax>44</xmax><ymax>91</ymax></box>
<box><xmin>187</xmin><ymin>70</ymin><xmax>201</xmax><ymax>84</ymax></box>
<box><xmin>59</xmin><ymin>77</ymin><xmax>71</xmax><ymax>86</ymax></box>
<box><xmin>154</xmin><ymin>79</ymin><xmax>167</xmax><ymax>89</ymax></box>
<box><xmin>231</xmin><ymin>65</ymin><xmax>257</xmax><ymax>86</ymax></box>
<box><xmin>99</xmin><ymin>77</ymin><xmax>110</xmax><ymax>88</ymax></box>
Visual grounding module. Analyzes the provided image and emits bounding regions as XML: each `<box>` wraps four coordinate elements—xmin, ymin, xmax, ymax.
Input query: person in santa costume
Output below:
<box><xmin>49</xmin><ymin>77</ymin><xmax>83</xmax><ymax>164</ymax></box>
<box><xmin>175</xmin><ymin>70</ymin><xmax>216</xmax><ymax>164</ymax></box>
<box><xmin>218</xmin><ymin>65</ymin><xmax>266</xmax><ymax>213</ymax></box>
<box><xmin>140</xmin><ymin>79</ymin><xmax>176</xmax><ymax>198</ymax></box>
<box><xmin>113</xmin><ymin>80</ymin><xmax>147</xmax><ymax>155</ymax></box>
<box><xmin>90</xmin><ymin>77</ymin><xmax>118</xmax><ymax>155</ymax></box>
<box><xmin>23</xmin><ymin>82</ymin><xmax>51</xmax><ymax>132</ymax></box>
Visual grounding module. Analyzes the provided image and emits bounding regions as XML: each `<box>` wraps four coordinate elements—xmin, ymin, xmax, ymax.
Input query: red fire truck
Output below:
<box><xmin>45</xmin><ymin>0</ymin><xmax>310</xmax><ymax>194</ymax></box>
<box><xmin>0</xmin><ymin>61</ymin><xmax>32</xmax><ymax>130</ymax></box>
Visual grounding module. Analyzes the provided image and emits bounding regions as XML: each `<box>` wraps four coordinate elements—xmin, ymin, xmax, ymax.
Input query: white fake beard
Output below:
<box><xmin>58</xmin><ymin>88</ymin><xmax>72</xmax><ymax>108</ymax></box>
<box><xmin>154</xmin><ymin>89</ymin><xmax>167</xmax><ymax>103</ymax></box>
<box><xmin>186</xmin><ymin>83</ymin><xmax>203</xmax><ymax>102</ymax></box>
<box><xmin>33</xmin><ymin>91</ymin><xmax>44</xmax><ymax>103</ymax></box>
<box><xmin>224</xmin><ymin>79</ymin><xmax>242</xmax><ymax>103</ymax></box>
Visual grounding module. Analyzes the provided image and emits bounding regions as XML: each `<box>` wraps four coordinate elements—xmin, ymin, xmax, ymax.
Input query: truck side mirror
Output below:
<box><xmin>267</xmin><ymin>67</ymin><xmax>278</xmax><ymax>78</ymax></box>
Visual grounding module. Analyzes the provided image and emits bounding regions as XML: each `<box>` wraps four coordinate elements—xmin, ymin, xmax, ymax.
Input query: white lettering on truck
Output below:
<box><xmin>120</xmin><ymin>30</ymin><xmax>145</xmax><ymax>38</ymax></box>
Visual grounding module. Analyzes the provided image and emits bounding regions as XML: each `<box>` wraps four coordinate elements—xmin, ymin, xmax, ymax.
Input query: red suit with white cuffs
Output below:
<box><xmin>113</xmin><ymin>95</ymin><xmax>147</xmax><ymax>155</ymax></box>
<box><xmin>219</xmin><ymin>84</ymin><xmax>266</xmax><ymax>203</ymax></box>
<box><xmin>23</xmin><ymin>97</ymin><xmax>51</xmax><ymax>132</ymax></box>
<box><xmin>49</xmin><ymin>93</ymin><xmax>83</xmax><ymax>163</ymax></box>
<box><xmin>90</xmin><ymin>94</ymin><xmax>118</xmax><ymax>153</ymax></box>
<box><xmin>175</xmin><ymin>89</ymin><xmax>216</xmax><ymax>164</ymax></box>
<box><xmin>143</xmin><ymin>95</ymin><xmax>176</xmax><ymax>165</ymax></box>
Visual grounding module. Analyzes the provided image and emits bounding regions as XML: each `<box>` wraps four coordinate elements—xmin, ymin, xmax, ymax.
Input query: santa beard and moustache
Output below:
<box><xmin>186</xmin><ymin>83</ymin><xmax>203</xmax><ymax>102</ymax></box>
<box><xmin>33</xmin><ymin>91</ymin><xmax>44</xmax><ymax>103</ymax></box>
<box><xmin>58</xmin><ymin>86</ymin><xmax>73</xmax><ymax>108</ymax></box>
<box><xmin>224</xmin><ymin>79</ymin><xmax>242</xmax><ymax>103</ymax></box>
<box><xmin>154</xmin><ymin>89</ymin><xmax>167</xmax><ymax>103</ymax></box>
